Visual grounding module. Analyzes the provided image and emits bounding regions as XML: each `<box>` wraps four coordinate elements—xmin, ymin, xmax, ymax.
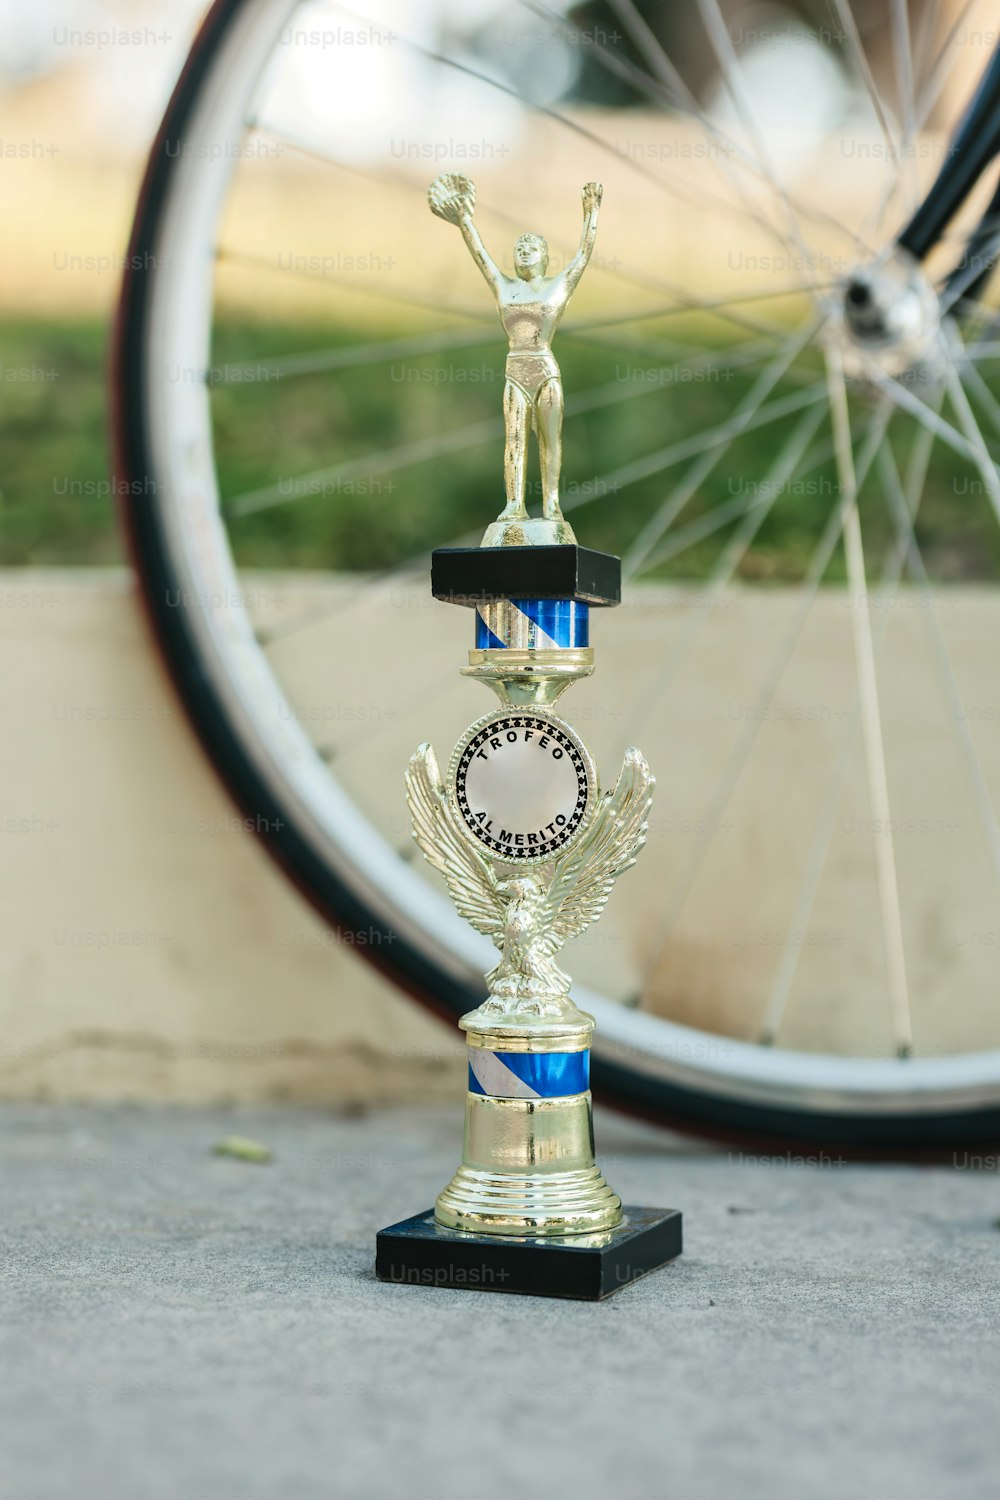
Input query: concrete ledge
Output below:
<box><xmin>0</xmin><ymin>569</ymin><xmax>460</xmax><ymax>1104</ymax></box>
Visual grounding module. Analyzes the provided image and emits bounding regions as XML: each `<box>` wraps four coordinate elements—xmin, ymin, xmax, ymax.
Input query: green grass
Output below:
<box><xmin>4</xmin><ymin>316</ymin><xmax>998</xmax><ymax>582</ymax></box>
<box><xmin>1</xmin><ymin>321</ymin><xmax>119</xmax><ymax>565</ymax></box>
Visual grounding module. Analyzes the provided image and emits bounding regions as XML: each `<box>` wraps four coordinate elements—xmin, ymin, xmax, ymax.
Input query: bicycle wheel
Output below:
<box><xmin>113</xmin><ymin>0</ymin><xmax>1000</xmax><ymax>1147</ymax></box>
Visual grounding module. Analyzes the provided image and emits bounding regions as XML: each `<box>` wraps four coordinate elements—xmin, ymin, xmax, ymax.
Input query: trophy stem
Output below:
<box><xmin>463</xmin><ymin>599</ymin><xmax>594</xmax><ymax>705</ymax></box>
<box><xmin>428</xmin><ymin>573</ymin><xmax>625</xmax><ymax>1237</ymax></box>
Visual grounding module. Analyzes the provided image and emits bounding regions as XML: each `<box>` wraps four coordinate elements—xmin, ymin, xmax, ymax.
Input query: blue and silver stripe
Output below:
<box><xmin>467</xmin><ymin>1048</ymin><xmax>590</xmax><ymax>1099</ymax></box>
<box><xmin>475</xmin><ymin>599</ymin><xmax>589</xmax><ymax>651</ymax></box>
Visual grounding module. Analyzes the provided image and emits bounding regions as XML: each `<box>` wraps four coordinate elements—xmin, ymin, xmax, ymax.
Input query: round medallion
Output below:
<box><xmin>450</xmin><ymin>710</ymin><xmax>595</xmax><ymax>862</ymax></box>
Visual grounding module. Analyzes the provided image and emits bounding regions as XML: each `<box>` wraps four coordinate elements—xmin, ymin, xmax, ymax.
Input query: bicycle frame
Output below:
<box><xmin>896</xmin><ymin>38</ymin><xmax>1000</xmax><ymax>307</ymax></box>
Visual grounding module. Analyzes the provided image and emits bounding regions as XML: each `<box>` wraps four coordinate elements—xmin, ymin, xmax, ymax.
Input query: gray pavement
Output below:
<box><xmin>1</xmin><ymin>1102</ymin><xmax>998</xmax><ymax>1500</ymax></box>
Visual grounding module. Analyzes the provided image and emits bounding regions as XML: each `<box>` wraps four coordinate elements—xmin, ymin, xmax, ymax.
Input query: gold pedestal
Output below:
<box><xmin>434</xmin><ymin>1017</ymin><xmax>622</xmax><ymax>1237</ymax></box>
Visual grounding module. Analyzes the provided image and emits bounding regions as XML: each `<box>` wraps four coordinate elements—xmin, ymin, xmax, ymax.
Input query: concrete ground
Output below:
<box><xmin>2</xmin><ymin>1104</ymin><xmax>998</xmax><ymax>1500</ymax></box>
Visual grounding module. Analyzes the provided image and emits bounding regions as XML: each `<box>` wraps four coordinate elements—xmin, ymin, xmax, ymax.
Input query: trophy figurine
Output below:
<box><xmin>375</xmin><ymin>179</ymin><xmax>682</xmax><ymax>1300</ymax></box>
<box><xmin>426</xmin><ymin>171</ymin><xmax>599</xmax><ymax>547</ymax></box>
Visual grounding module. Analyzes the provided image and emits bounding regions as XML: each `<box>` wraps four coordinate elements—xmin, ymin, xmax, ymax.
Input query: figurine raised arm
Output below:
<box><xmin>428</xmin><ymin>174</ymin><xmax>603</xmax><ymax>545</ymax></box>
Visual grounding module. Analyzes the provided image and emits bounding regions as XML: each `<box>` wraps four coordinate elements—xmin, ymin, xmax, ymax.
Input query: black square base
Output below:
<box><xmin>431</xmin><ymin>545</ymin><xmax>621</xmax><ymax>608</ymax></box>
<box><xmin>375</xmin><ymin>1206</ymin><xmax>682</xmax><ymax>1300</ymax></box>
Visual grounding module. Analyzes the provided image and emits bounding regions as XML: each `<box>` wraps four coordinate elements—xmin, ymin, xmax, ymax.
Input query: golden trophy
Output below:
<box><xmin>376</xmin><ymin>178</ymin><xmax>682</xmax><ymax>1299</ymax></box>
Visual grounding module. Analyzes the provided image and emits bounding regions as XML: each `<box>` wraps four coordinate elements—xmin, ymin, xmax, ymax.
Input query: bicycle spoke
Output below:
<box><xmin>909</xmin><ymin>0</ymin><xmax>944</xmax><ymax>94</ymax></box>
<box><xmin>868</xmin><ymin>364</ymin><xmax>1000</xmax><ymax>473</ymax></box>
<box><xmin>530</xmin><ymin>0</ymin><xmax>869</xmax><ymax>266</ymax></box>
<box><xmin>371</xmin><ymin>13</ymin><xmax>823</xmax><ymax>283</ymax></box>
<box><xmin>251</xmin><ymin>118</ymin><xmax>806</xmax><ymax>345</ymax></box>
<box><xmin>828</xmin><ymin>0</ymin><xmax>899</xmax><ymax>164</ymax></box>
<box><xmin>962</xmin><ymin>334</ymin><xmax>1000</xmax><ymax>360</ymax></box>
<box><xmin>601</xmin><ymin>378</ymin><xmax>820</xmax><ymax>500</ymax></box>
<box><xmin>913</xmin><ymin>0</ymin><xmax>981</xmax><ymax>126</ymax></box>
<box><xmin>226</xmin><ymin>346</ymin><xmax>806</xmax><ymax>519</ymax></box>
<box><xmin>248</xmin><ymin>361</ymin><xmax>819</xmax><ymax>655</ymax></box>
<box><xmin>695</xmin><ymin>0</ymin><xmax>814</xmax><ymax>272</ymax></box>
<box><xmin>613</xmin><ymin>0</ymin><xmax>871</xmax><ymax>251</ymax></box>
<box><xmin>560</xmin><ymin>0</ymin><xmax>876</xmax><ymax>258</ymax></box>
<box><xmin>215</xmin><ymin>300</ymin><xmax>812</xmax><ymax>396</ymax></box>
<box><xmin>757</xmin><ymin>411</ymin><xmax>936</xmax><ymax>1049</ymax></box>
<box><xmin>958</xmin><ymin>356</ymin><xmax>1000</xmax><ymax>439</ymax></box>
<box><xmin>623</xmin><ymin>322</ymin><xmax>822</xmax><ymax>577</ymax></box>
<box><xmin>826</xmin><ymin>347</ymin><xmax>912</xmax><ymax>1055</ymax></box>
<box><xmin>863</xmin><ymin>0</ymin><xmax>980</xmax><ymax>242</ymax></box>
<box><xmin>940</xmin><ymin>340</ymin><xmax>1000</xmax><ymax>526</ymax></box>
<box><xmin>314</xmin><ymin>665</ymin><xmax>463</xmax><ymax>765</ymax></box>
<box><xmin>939</xmin><ymin>229</ymin><xmax>1000</xmax><ymax>319</ymax></box>
<box><xmin>228</xmin><ymin>412</ymin><xmax>499</xmax><ymax>518</ymax></box>
<box><xmin>351</xmin><ymin>0</ymin><xmax>855</xmax><ymax>301</ymax></box>
<box><xmin>879</xmin><ymin>434</ymin><xmax>1000</xmax><ymax>895</ymax></box>
<box><xmin>642</xmin><ymin>400</ymin><xmax>894</xmax><ymax>977</ymax></box>
<box><xmin>890</xmin><ymin>0</ymin><xmax>918</xmax><ymax>211</ymax></box>
<box><xmin>635</xmin><ymin>491</ymin><xmax>769</xmax><ymax>571</ymax></box>
<box><xmin>217</xmin><ymin>243</ymin><xmax>489</xmax><ymax>324</ymax></box>
<box><xmin>213</xmin><ymin>326</ymin><xmax>500</xmax><ymax>385</ymax></box>
<box><xmin>212</xmin><ymin>313</ymin><xmax>784</xmax><ymax>393</ymax></box>
<box><xmin>627</xmin><ymin>401</ymin><xmax>830</xmax><ymax>747</ymax></box>
<box><xmin>638</xmin><ymin>403</ymin><xmax>832</xmax><ymax>577</ymax></box>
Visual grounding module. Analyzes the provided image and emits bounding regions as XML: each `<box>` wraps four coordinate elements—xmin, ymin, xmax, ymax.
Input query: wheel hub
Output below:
<box><xmin>829</xmin><ymin>249</ymin><xmax>941</xmax><ymax>379</ymax></box>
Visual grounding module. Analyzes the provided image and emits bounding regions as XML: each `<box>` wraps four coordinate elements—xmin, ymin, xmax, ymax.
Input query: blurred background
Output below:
<box><xmin>4</xmin><ymin>0</ymin><xmax>1000</xmax><ymax>1110</ymax></box>
<box><xmin>3</xmin><ymin>0</ymin><xmax>982</xmax><ymax>567</ymax></box>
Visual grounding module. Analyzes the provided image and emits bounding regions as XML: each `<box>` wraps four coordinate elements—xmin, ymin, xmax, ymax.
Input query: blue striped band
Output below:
<box><xmin>467</xmin><ymin>1048</ymin><xmax>590</xmax><ymax>1099</ymax></box>
<box><xmin>475</xmin><ymin>599</ymin><xmax>589</xmax><ymax>650</ymax></box>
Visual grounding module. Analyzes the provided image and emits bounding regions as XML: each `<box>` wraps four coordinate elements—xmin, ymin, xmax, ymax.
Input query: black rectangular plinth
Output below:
<box><xmin>432</xmin><ymin>545</ymin><xmax>621</xmax><ymax>608</ymax></box>
<box><xmin>375</xmin><ymin>1206</ymin><xmax>681</xmax><ymax>1300</ymax></box>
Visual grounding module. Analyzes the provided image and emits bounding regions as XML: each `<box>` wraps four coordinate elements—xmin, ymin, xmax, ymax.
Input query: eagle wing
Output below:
<box><xmin>541</xmin><ymin>748</ymin><xmax>654</xmax><ymax>950</ymax></box>
<box><xmin>405</xmin><ymin>743</ymin><xmax>506</xmax><ymax>945</ymax></box>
